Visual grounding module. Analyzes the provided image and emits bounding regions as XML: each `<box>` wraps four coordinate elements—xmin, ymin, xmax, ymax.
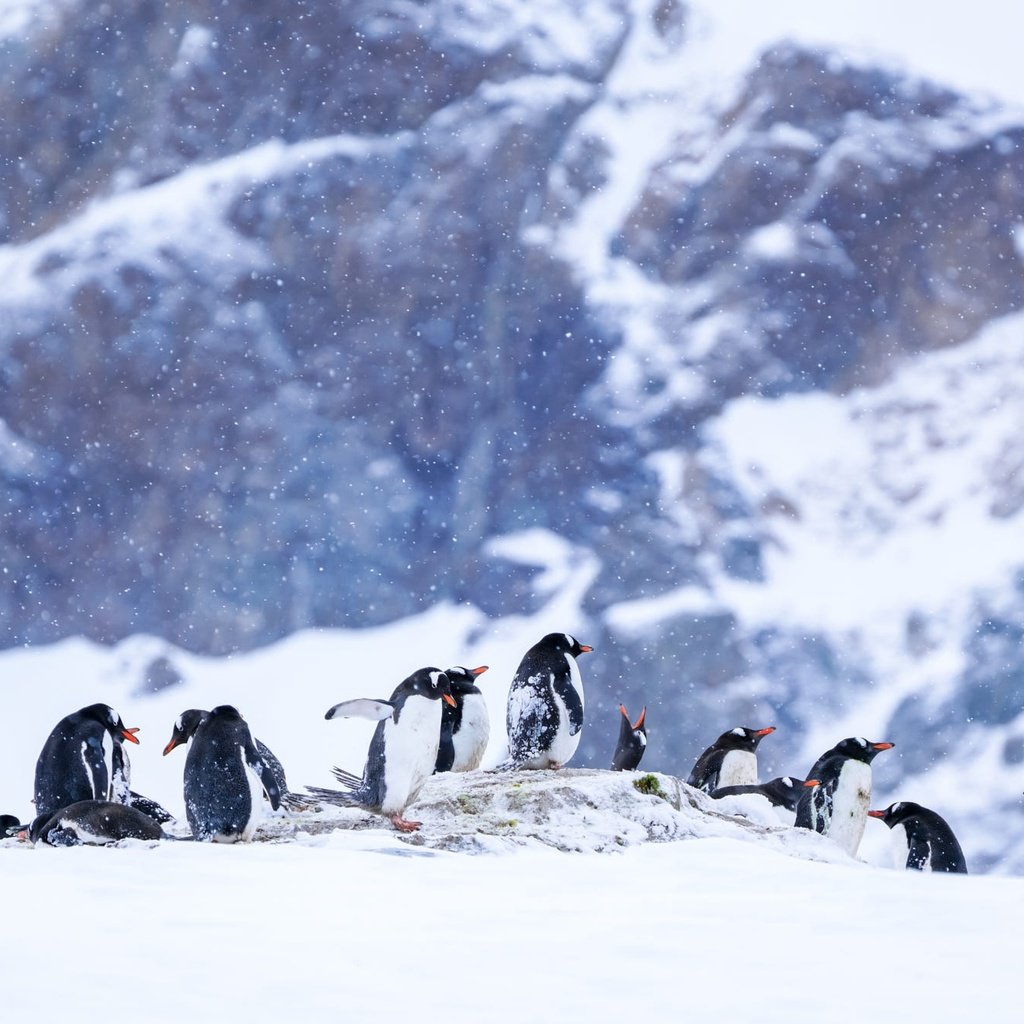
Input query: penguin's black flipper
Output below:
<box><xmin>247</xmin><ymin>744</ymin><xmax>281</xmax><ymax>812</ymax></box>
<box><xmin>551</xmin><ymin>674</ymin><xmax>584</xmax><ymax>734</ymax></box>
<box><xmin>129</xmin><ymin>791</ymin><xmax>175</xmax><ymax>824</ymax></box>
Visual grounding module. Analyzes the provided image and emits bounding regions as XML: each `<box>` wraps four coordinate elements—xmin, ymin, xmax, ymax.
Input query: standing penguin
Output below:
<box><xmin>164</xmin><ymin>708</ymin><xmax>304</xmax><ymax>810</ymax></box>
<box><xmin>795</xmin><ymin>737</ymin><xmax>894</xmax><ymax>856</ymax></box>
<box><xmin>33</xmin><ymin>703</ymin><xmax>141</xmax><ymax>820</ymax></box>
<box><xmin>306</xmin><ymin>668</ymin><xmax>455</xmax><ymax>832</ymax></box>
<box><xmin>27</xmin><ymin>800</ymin><xmax>167</xmax><ymax>846</ymax></box>
<box><xmin>610</xmin><ymin>705</ymin><xmax>647</xmax><ymax>771</ymax></box>
<box><xmin>182</xmin><ymin>705</ymin><xmax>280</xmax><ymax>842</ymax></box>
<box><xmin>435</xmin><ymin>665</ymin><xmax>490</xmax><ymax>773</ymax></box>
<box><xmin>503</xmin><ymin>633</ymin><xmax>593</xmax><ymax>770</ymax></box>
<box><xmin>868</xmin><ymin>801</ymin><xmax>967</xmax><ymax>874</ymax></box>
<box><xmin>686</xmin><ymin>726</ymin><xmax>776</xmax><ymax>794</ymax></box>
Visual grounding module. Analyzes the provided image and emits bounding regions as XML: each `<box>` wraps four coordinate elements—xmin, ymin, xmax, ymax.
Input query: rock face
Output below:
<box><xmin>3</xmin><ymin>1</ymin><xmax>1024</xmax><ymax>860</ymax></box>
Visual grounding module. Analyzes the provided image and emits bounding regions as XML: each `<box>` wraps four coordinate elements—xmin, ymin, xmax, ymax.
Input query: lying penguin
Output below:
<box><xmin>307</xmin><ymin>667</ymin><xmax>455</xmax><ymax>832</ymax></box>
<box><xmin>26</xmin><ymin>801</ymin><xmax>169</xmax><ymax>846</ymax></box>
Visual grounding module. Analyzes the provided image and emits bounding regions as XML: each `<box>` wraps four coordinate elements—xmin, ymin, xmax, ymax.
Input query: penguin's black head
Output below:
<box><xmin>81</xmin><ymin>703</ymin><xmax>140</xmax><ymax>746</ymax></box>
<box><xmin>209</xmin><ymin>704</ymin><xmax>244</xmax><ymax>720</ymax></box>
<box><xmin>539</xmin><ymin>632</ymin><xmax>594</xmax><ymax>658</ymax></box>
<box><xmin>716</xmin><ymin>725</ymin><xmax>776</xmax><ymax>751</ymax></box>
<box><xmin>444</xmin><ymin>665</ymin><xmax>489</xmax><ymax>696</ymax></box>
<box><xmin>401</xmin><ymin>668</ymin><xmax>456</xmax><ymax>706</ymax></box>
<box><xmin>163</xmin><ymin>709</ymin><xmax>209</xmax><ymax>756</ymax></box>
<box><xmin>0</xmin><ymin>814</ymin><xmax>24</xmax><ymax>838</ymax></box>
<box><xmin>868</xmin><ymin>801</ymin><xmax>923</xmax><ymax>828</ymax></box>
<box><xmin>833</xmin><ymin>736</ymin><xmax>895</xmax><ymax>763</ymax></box>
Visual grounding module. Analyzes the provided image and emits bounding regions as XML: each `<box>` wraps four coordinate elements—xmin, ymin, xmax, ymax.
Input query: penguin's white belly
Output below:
<box><xmin>381</xmin><ymin>697</ymin><xmax>441</xmax><ymax>814</ymax></box>
<box><xmin>890</xmin><ymin>823</ymin><xmax>912</xmax><ymax>870</ymax></box>
<box><xmin>239</xmin><ymin>750</ymin><xmax>266</xmax><ymax>841</ymax></box>
<box><xmin>544</xmin><ymin>652</ymin><xmax>585</xmax><ymax>767</ymax></box>
<box><xmin>717</xmin><ymin>750</ymin><xmax>757</xmax><ymax>789</ymax></box>
<box><xmin>452</xmin><ymin>694</ymin><xmax>490</xmax><ymax>772</ymax></box>
<box><xmin>829</xmin><ymin>760</ymin><xmax>871</xmax><ymax>856</ymax></box>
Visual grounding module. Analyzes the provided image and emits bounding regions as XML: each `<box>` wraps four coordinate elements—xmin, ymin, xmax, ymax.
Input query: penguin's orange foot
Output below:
<box><xmin>549</xmin><ymin>761</ymin><xmax>563</xmax><ymax>770</ymax></box>
<box><xmin>389</xmin><ymin>814</ymin><xmax>421</xmax><ymax>833</ymax></box>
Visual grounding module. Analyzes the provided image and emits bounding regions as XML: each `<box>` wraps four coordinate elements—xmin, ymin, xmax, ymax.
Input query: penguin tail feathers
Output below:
<box><xmin>302</xmin><ymin>785</ymin><xmax>364</xmax><ymax>809</ymax></box>
<box><xmin>489</xmin><ymin>758</ymin><xmax>519</xmax><ymax>773</ymax></box>
<box><xmin>329</xmin><ymin>766</ymin><xmax>364</xmax><ymax>790</ymax></box>
<box><xmin>279</xmin><ymin>791</ymin><xmax>314</xmax><ymax>812</ymax></box>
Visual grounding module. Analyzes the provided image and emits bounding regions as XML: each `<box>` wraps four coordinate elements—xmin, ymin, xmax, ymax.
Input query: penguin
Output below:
<box><xmin>610</xmin><ymin>705</ymin><xmax>647</xmax><ymax>771</ymax></box>
<box><xmin>27</xmin><ymin>800</ymin><xmax>167</xmax><ymax>846</ymax></box>
<box><xmin>435</xmin><ymin>665</ymin><xmax>490</xmax><ymax>773</ymax></box>
<box><xmin>686</xmin><ymin>726</ymin><xmax>776</xmax><ymax>794</ymax></box>
<box><xmin>868</xmin><ymin>801</ymin><xmax>967</xmax><ymax>874</ymax></box>
<box><xmin>794</xmin><ymin>737</ymin><xmax>894</xmax><ymax>856</ymax></box>
<box><xmin>181</xmin><ymin>705</ymin><xmax>281</xmax><ymax>843</ymax></box>
<box><xmin>305</xmin><ymin>667</ymin><xmax>455</xmax><ymax>832</ymax></box>
<box><xmin>503</xmin><ymin>633</ymin><xmax>593</xmax><ymax>770</ymax></box>
<box><xmin>33</xmin><ymin>703</ymin><xmax>141</xmax><ymax>821</ymax></box>
<box><xmin>163</xmin><ymin>708</ymin><xmax>304</xmax><ymax>810</ymax></box>
<box><xmin>711</xmin><ymin>776</ymin><xmax>820</xmax><ymax>812</ymax></box>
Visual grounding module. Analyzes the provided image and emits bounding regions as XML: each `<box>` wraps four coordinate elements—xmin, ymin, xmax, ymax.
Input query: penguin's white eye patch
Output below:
<box><xmin>174</xmin><ymin>715</ymin><xmax>183</xmax><ymax>731</ymax></box>
<box><xmin>429</xmin><ymin>671</ymin><xmax>443</xmax><ymax>688</ymax></box>
<box><xmin>731</xmin><ymin>727</ymin><xmax>745</xmax><ymax>737</ymax></box>
<box><xmin>855</xmin><ymin>736</ymin><xmax>868</xmax><ymax>746</ymax></box>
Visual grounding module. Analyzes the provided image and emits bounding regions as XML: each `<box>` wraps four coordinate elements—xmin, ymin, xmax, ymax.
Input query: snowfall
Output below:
<box><xmin>4</xmin><ymin>1</ymin><xmax>1024</xmax><ymax>1021</ymax></box>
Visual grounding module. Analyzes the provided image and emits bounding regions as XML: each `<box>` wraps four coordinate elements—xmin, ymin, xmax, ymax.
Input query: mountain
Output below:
<box><xmin>2</xmin><ymin>1</ymin><xmax>1024</xmax><ymax>868</ymax></box>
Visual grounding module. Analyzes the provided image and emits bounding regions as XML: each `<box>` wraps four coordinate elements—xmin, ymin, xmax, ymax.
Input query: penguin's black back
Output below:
<box><xmin>184</xmin><ymin>705</ymin><xmax>278</xmax><ymax>840</ymax></box>
<box><xmin>29</xmin><ymin>800</ymin><xmax>165</xmax><ymax>845</ymax></box>
<box><xmin>879</xmin><ymin>802</ymin><xmax>967</xmax><ymax>873</ymax></box>
<box><xmin>610</xmin><ymin>707</ymin><xmax>647</xmax><ymax>771</ymax></box>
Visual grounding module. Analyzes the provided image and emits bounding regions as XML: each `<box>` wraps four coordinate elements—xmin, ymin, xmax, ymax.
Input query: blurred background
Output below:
<box><xmin>2</xmin><ymin>0</ymin><xmax>1023</xmax><ymax>869</ymax></box>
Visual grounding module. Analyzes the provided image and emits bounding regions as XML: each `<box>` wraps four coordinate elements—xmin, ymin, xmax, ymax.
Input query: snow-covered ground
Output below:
<box><xmin>1</xmin><ymin>621</ymin><xmax>1021</xmax><ymax>1022</ymax></box>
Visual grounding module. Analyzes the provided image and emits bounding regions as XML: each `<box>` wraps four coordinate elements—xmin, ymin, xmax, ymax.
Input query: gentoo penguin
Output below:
<box><xmin>503</xmin><ymin>633</ymin><xmax>593</xmax><ymax>770</ymax></box>
<box><xmin>164</xmin><ymin>708</ymin><xmax>304</xmax><ymax>810</ymax></box>
<box><xmin>33</xmin><ymin>703</ymin><xmax>141</xmax><ymax>820</ymax></box>
<box><xmin>0</xmin><ymin>814</ymin><xmax>25</xmax><ymax>837</ymax></box>
<box><xmin>795</xmin><ymin>737</ymin><xmax>894</xmax><ymax>856</ymax></box>
<box><xmin>181</xmin><ymin>705</ymin><xmax>280</xmax><ymax>842</ymax></box>
<box><xmin>686</xmin><ymin>726</ymin><xmax>776</xmax><ymax>794</ymax></box>
<box><xmin>27</xmin><ymin>800</ymin><xmax>166</xmax><ymax>846</ymax></box>
<box><xmin>610</xmin><ymin>705</ymin><xmax>647</xmax><ymax>771</ymax></box>
<box><xmin>306</xmin><ymin>667</ymin><xmax>455</xmax><ymax>832</ymax></box>
<box><xmin>868</xmin><ymin>801</ymin><xmax>968</xmax><ymax>874</ymax></box>
<box><xmin>711</xmin><ymin>776</ymin><xmax>820</xmax><ymax>812</ymax></box>
<box><xmin>435</xmin><ymin>665</ymin><xmax>490</xmax><ymax>773</ymax></box>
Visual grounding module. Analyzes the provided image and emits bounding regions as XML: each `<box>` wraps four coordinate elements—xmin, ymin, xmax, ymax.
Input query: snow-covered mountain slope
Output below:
<box><xmin>2</xmin><ymin>1</ymin><xmax>1024</xmax><ymax>875</ymax></box>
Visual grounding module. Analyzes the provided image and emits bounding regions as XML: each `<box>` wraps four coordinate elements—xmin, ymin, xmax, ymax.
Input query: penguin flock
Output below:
<box><xmin>0</xmin><ymin>630</ymin><xmax>968</xmax><ymax>873</ymax></box>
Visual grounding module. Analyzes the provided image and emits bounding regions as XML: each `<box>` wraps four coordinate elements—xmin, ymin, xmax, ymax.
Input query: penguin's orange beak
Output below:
<box><xmin>122</xmin><ymin>727</ymin><xmax>141</xmax><ymax>745</ymax></box>
<box><xmin>867</xmin><ymin>809</ymin><xmax>886</xmax><ymax>818</ymax></box>
<box><xmin>163</xmin><ymin>736</ymin><xmax>180</xmax><ymax>756</ymax></box>
<box><xmin>804</xmin><ymin>779</ymin><xmax>820</xmax><ymax>788</ymax></box>
<box><xmin>872</xmin><ymin>742</ymin><xmax>895</xmax><ymax>750</ymax></box>
<box><xmin>579</xmin><ymin>644</ymin><xmax>594</xmax><ymax>653</ymax></box>
<box><xmin>443</xmin><ymin>693</ymin><xmax>457</xmax><ymax>707</ymax></box>
<box><xmin>755</xmin><ymin>727</ymin><xmax>776</xmax><ymax>736</ymax></box>
<box><xmin>633</xmin><ymin>707</ymin><xmax>646</xmax><ymax>730</ymax></box>
<box><xmin>470</xmin><ymin>665</ymin><xmax>489</xmax><ymax>677</ymax></box>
